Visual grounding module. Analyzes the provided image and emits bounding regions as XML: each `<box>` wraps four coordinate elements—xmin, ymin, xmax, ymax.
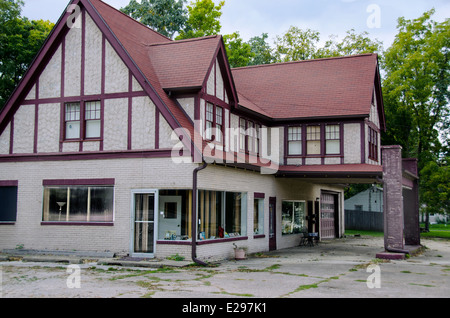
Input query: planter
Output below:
<box><xmin>233</xmin><ymin>243</ymin><xmax>247</xmax><ymax>260</ymax></box>
<box><xmin>234</xmin><ymin>248</ymin><xmax>246</xmax><ymax>260</ymax></box>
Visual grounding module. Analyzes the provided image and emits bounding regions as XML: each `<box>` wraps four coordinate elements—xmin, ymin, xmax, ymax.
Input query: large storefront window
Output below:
<box><xmin>198</xmin><ymin>190</ymin><xmax>247</xmax><ymax>240</ymax></box>
<box><xmin>43</xmin><ymin>186</ymin><xmax>114</xmax><ymax>222</ymax></box>
<box><xmin>282</xmin><ymin>200</ymin><xmax>306</xmax><ymax>235</ymax></box>
<box><xmin>158</xmin><ymin>190</ymin><xmax>192</xmax><ymax>240</ymax></box>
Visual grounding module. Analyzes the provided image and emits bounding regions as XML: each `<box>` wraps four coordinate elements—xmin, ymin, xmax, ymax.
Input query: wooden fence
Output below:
<box><xmin>345</xmin><ymin>210</ymin><xmax>384</xmax><ymax>232</ymax></box>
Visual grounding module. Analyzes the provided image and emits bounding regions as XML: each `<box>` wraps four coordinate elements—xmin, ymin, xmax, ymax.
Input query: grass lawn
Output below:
<box><xmin>420</xmin><ymin>223</ymin><xmax>450</xmax><ymax>239</ymax></box>
<box><xmin>346</xmin><ymin>224</ymin><xmax>450</xmax><ymax>239</ymax></box>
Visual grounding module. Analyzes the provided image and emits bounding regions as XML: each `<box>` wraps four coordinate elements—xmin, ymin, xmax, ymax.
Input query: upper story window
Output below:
<box><xmin>239</xmin><ymin>118</ymin><xmax>261</xmax><ymax>155</ymax></box>
<box><xmin>286</xmin><ymin>123</ymin><xmax>343</xmax><ymax>157</ymax></box>
<box><xmin>368</xmin><ymin>127</ymin><xmax>379</xmax><ymax>161</ymax></box>
<box><xmin>65</xmin><ymin>101</ymin><xmax>102</xmax><ymax>140</ymax></box>
<box><xmin>288</xmin><ymin>126</ymin><xmax>302</xmax><ymax>156</ymax></box>
<box><xmin>306</xmin><ymin>125</ymin><xmax>321</xmax><ymax>155</ymax></box>
<box><xmin>205</xmin><ymin>102</ymin><xmax>223</xmax><ymax>144</ymax></box>
<box><xmin>85</xmin><ymin>101</ymin><xmax>101</xmax><ymax>139</ymax></box>
<box><xmin>65</xmin><ymin>103</ymin><xmax>81</xmax><ymax>139</ymax></box>
<box><xmin>325</xmin><ymin>125</ymin><xmax>340</xmax><ymax>155</ymax></box>
<box><xmin>239</xmin><ymin>118</ymin><xmax>246</xmax><ymax>151</ymax></box>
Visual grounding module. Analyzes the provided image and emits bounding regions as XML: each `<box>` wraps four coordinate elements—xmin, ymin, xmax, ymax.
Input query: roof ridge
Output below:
<box><xmin>88</xmin><ymin>0</ymin><xmax>173</xmax><ymax>43</ymax></box>
<box><xmin>232</xmin><ymin>53</ymin><xmax>377</xmax><ymax>72</ymax></box>
<box><xmin>146</xmin><ymin>35</ymin><xmax>219</xmax><ymax>47</ymax></box>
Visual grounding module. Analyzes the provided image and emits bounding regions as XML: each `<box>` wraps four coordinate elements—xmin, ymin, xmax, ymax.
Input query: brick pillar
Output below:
<box><xmin>382</xmin><ymin>146</ymin><xmax>404</xmax><ymax>250</ymax></box>
<box><xmin>402</xmin><ymin>158</ymin><xmax>420</xmax><ymax>246</ymax></box>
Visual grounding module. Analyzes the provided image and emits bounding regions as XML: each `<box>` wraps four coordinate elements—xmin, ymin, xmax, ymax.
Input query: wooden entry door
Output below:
<box><xmin>269</xmin><ymin>197</ymin><xmax>277</xmax><ymax>251</ymax></box>
<box><xmin>320</xmin><ymin>193</ymin><xmax>337</xmax><ymax>239</ymax></box>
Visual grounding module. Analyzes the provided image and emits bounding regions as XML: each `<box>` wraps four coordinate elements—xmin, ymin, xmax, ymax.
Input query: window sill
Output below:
<box><xmin>0</xmin><ymin>222</ymin><xmax>15</xmax><ymax>225</ymax></box>
<box><xmin>287</xmin><ymin>154</ymin><xmax>343</xmax><ymax>158</ymax></box>
<box><xmin>197</xmin><ymin>236</ymin><xmax>248</xmax><ymax>245</ymax></box>
<box><xmin>156</xmin><ymin>236</ymin><xmax>249</xmax><ymax>245</ymax></box>
<box><xmin>253</xmin><ymin>234</ymin><xmax>265</xmax><ymax>239</ymax></box>
<box><xmin>41</xmin><ymin>222</ymin><xmax>113</xmax><ymax>226</ymax></box>
<box><xmin>157</xmin><ymin>240</ymin><xmax>191</xmax><ymax>245</ymax></box>
<box><xmin>63</xmin><ymin>139</ymin><xmax>102</xmax><ymax>143</ymax></box>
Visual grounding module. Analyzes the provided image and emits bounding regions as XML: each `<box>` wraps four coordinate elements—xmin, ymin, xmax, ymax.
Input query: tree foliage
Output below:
<box><xmin>420</xmin><ymin>158</ymin><xmax>450</xmax><ymax>215</ymax></box>
<box><xmin>121</xmin><ymin>0</ymin><xmax>188</xmax><ymax>39</ymax></box>
<box><xmin>381</xmin><ymin>9</ymin><xmax>450</xmax><ymax>170</ymax></box>
<box><xmin>176</xmin><ymin>0</ymin><xmax>224</xmax><ymax>40</ymax></box>
<box><xmin>247</xmin><ymin>33</ymin><xmax>275</xmax><ymax>66</ymax></box>
<box><xmin>223</xmin><ymin>32</ymin><xmax>254</xmax><ymax>68</ymax></box>
<box><xmin>0</xmin><ymin>0</ymin><xmax>54</xmax><ymax>109</ymax></box>
<box><xmin>273</xmin><ymin>26</ymin><xmax>383</xmax><ymax>63</ymax></box>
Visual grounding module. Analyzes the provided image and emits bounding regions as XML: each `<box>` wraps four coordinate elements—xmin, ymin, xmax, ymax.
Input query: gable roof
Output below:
<box><xmin>147</xmin><ymin>36</ymin><xmax>221</xmax><ymax>91</ymax></box>
<box><xmin>232</xmin><ymin>54</ymin><xmax>382</xmax><ymax>122</ymax></box>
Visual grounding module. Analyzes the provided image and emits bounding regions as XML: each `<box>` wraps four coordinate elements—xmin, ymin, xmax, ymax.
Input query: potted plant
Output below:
<box><xmin>233</xmin><ymin>243</ymin><xmax>247</xmax><ymax>260</ymax></box>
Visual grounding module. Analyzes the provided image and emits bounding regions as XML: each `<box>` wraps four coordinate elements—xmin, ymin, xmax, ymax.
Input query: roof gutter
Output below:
<box><xmin>191</xmin><ymin>161</ymin><xmax>208</xmax><ymax>266</ymax></box>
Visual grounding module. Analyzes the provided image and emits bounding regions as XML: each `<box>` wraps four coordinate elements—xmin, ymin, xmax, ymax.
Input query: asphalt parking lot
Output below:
<box><xmin>0</xmin><ymin>236</ymin><xmax>449</xmax><ymax>299</ymax></box>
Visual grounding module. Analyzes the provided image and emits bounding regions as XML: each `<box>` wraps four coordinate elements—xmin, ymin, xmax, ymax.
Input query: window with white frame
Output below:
<box><xmin>325</xmin><ymin>125</ymin><xmax>340</xmax><ymax>155</ymax></box>
<box><xmin>239</xmin><ymin>118</ymin><xmax>261</xmax><ymax>154</ymax></box>
<box><xmin>216</xmin><ymin>106</ymin><xmax>223</xmax><ymax>143</ymax></box>
<box><xmin>368</xmin><ymin>126</ymin><xmax>378</xmax><ymax>161</ymax></box>
<box><xmin>306</xmin><ymin>125</ymin><xmax>321</xmax><ymax>155</ymax></box>
<box><xmin>65</xmin><ymin>102</ymin><xmax>81</xmax><ymax>139</ymax></box>
<box><xmin>239</xmin><ymin>118</ymin><xmax>246</xmax><ymax>151</ymax></box>
<box><xmin>288</xmin><ymin>126</ymin><xmax>302</xmax><ymax>155</ymax></box>
<box><xmin>205</xmin><ymin>102</ymin><xmax>214</xmax><ymax>140</ymax></box>
<box><xmin>85</xmin><ymin>101</ymin><xmax>101</xmax><ymax>139</ymax></box>
<box><xmin>205</xmin><ymin>102</ymin><xmax>224</xmax><ymax>143</ymax></box>
<box><xmin>42</xmin><ymin>186</ymin><xmax>114</xmax><ymax>223</ymax></box>
<box><xmin>65</xmin><ymin>101</ymin><xmax>102</xmax><ymax>140</ymax></box>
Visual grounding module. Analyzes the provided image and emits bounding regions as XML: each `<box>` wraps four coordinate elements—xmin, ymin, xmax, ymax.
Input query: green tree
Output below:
<box><xmin>382</xmin><ymin>9</ymin><xmax>449</xmax><ymax>168</ymax></box>
<box><xmin>248</xmin><ymin>33</ymin><xmax>275</xmax><ymax>66</ymax></box>
<box><xmin>381</xmin><ymin>9</ymin><xmax>450</xmax><ymax>230</ymax></box>
<box><xmin>223</xmin><ymin>32</ymin><xmax>254</xmax><ymax>68</ymax></box>
<box><xmin>317</xmin><ymin>29</ymin><xmax>383</xmax><ymax>58</ymax></box>
<box><xmin>274</xmin><ymin>26</ymin><xmax>321</xmax><ymax>62</ymax></box>
<box><xmin>121</xmin><ymin>0</ymin><xmax>187</xmax><ymax>39</ymax></box>
<box><xmin>420</xmin><ymin>158</ymin><xmax>450</xmax><ymax>218</ymax></box>
<box><xmin>0</xmin><ymin>0</ymin><xmax>54</xmax><ymax>109</ymax></box>
<box><xmin>274</xmin><ymin>26</ymin><xmax>382</xmax><ymax>63</ymax></box>
<box><xmin>176</xmin><ymin>0</ymin><xmax>224</xmax><ymax>40</ymax></box>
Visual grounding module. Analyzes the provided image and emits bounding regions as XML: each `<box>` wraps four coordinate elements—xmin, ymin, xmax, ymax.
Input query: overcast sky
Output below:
<box><xmin>22</xmin><ymin>0</ymin><xmax>450</xmax><ymax>48</ymax></box>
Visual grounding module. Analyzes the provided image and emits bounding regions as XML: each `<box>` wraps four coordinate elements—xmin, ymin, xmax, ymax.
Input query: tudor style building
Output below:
<box><xmin>0</xmin><ymin>0</ymin><xmax>386</xmax><ymax>262</ymax></box>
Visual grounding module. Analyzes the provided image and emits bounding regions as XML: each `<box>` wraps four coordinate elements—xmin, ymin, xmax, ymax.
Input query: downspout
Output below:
<box><xmin>376</xmin><ymin>177</ymin><xmax>410</xmax><ymax>255</ymax></box>
<box><xmin>192</xmin><ymin>161</ymin><xmax>208</xmax><ymax>266</ymax></box>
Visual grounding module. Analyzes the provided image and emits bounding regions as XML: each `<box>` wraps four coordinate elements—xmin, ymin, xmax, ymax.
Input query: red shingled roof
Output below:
<box><xmin>232</xmin><ymin>54</ymin><xmax>379</xmax><ymax>120</ymax></box>
<box><xmin>147</xmin><ymin>36</ymin><xmax>221</xmax><ymax>90</ymax></box>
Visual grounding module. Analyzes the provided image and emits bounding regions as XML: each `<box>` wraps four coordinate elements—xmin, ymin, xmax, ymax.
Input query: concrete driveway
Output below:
<box><xmin>1</xmin><ymin>236</ymin><xmax>449</xmax><ymax>298</ymax></box>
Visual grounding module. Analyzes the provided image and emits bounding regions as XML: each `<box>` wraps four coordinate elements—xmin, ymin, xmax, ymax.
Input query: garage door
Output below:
<box><xmin>320</xmin><ymin>193</ymin><xmax>336</xmax><ymax>239</ymax></box>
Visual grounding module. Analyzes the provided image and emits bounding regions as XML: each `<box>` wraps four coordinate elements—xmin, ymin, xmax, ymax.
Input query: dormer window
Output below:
<box><xmin>306</xmin><ymin>125</ymin><xmax>321</xmax><ymax>155</ymax></box>
<box><xmin>288</xmin><ymin>126</ymin><xmax>302</xmax><ymax>155</ymax></box>
<box><xmin>325</xmin><ymin>125</ymin><xmax>340</xmax><ymax>155</ymax></box>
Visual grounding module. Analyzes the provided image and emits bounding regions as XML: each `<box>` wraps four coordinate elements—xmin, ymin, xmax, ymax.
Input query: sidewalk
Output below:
<box><xmin>1</xmin><ymin>236</ymin><xmax>449</xmax><ymax>298</ymax></box>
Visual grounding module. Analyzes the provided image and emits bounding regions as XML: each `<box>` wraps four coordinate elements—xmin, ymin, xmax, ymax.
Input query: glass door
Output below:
<box><xmin>132</xmin><ymin>191</ymin><xmax>158</xmax><ymax>256</ymax></box>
